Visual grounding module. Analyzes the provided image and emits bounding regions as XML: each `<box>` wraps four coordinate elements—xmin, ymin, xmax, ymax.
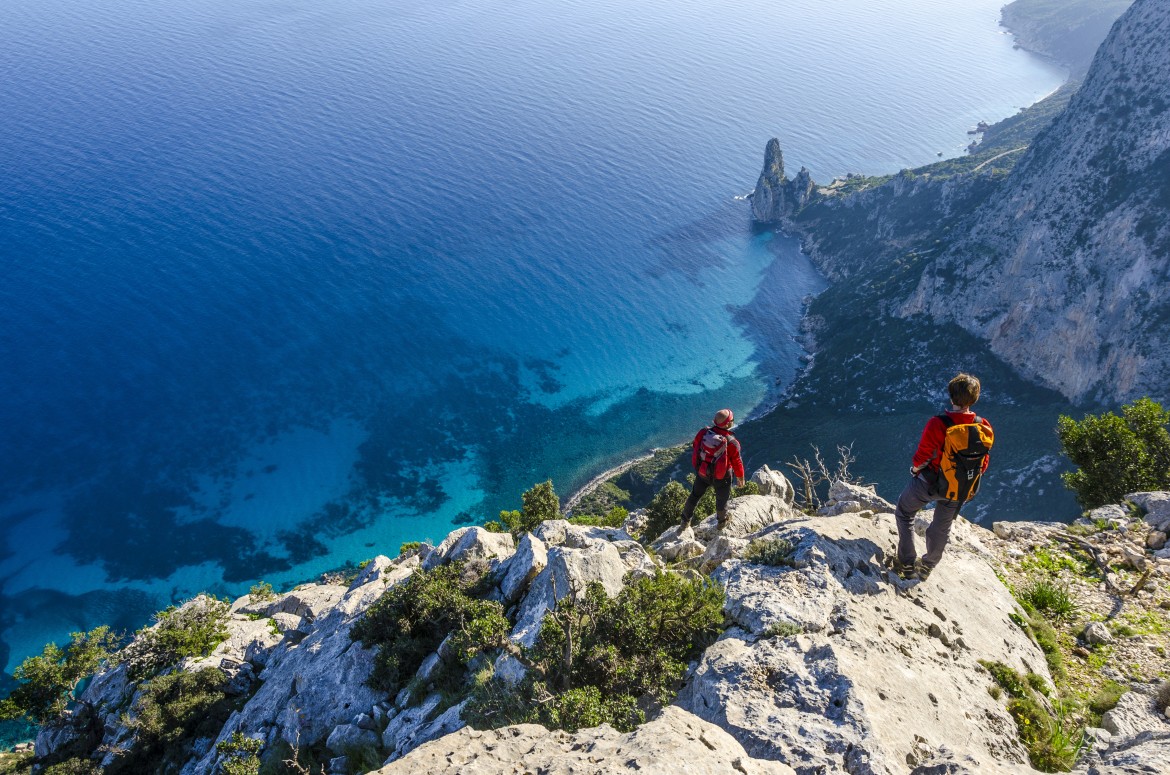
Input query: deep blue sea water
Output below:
<box><xmin>0</xmin><ymin>0</ymin><xmax>1064</xmax><ymax>689</ymax></box>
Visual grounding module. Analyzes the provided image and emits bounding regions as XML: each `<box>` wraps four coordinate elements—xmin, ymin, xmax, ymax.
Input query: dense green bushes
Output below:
<box><xmin>350</xmin><ymin>563</ymin><xmax>509</xmax><ymax>695</ymax></box>
<box><xmin>1057</xmin><ymin>398</ymin><xmax>1170</xmax><ymax>507</ymax></box>
<box><xmin>122</xmin><ymin>596</ymin><xmax>231</xmax><ymax>680</ymax></box>
<box><xmin>466</xmin><ymin>571</ymin><xmax>724</xmax><ymax>732</ymax></box>
<box><xmin>0</xmin><ymin>627</ymin><xmax>118</xmax><ymax>725</ymax></box>
<box><xmin>486</xmin><ymin>480</ymin><xmax>561</xmax><ymax>535</ymax></box>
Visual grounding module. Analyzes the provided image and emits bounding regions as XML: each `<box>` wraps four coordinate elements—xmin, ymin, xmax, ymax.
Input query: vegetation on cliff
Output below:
<box><xmin>1057</xmin><ymin>398</ymin><xmax>1170</xmax><ymax>507</ymax></box>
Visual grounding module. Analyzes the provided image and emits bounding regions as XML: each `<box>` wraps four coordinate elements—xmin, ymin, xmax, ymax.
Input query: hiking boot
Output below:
<box><xmin>914</xmin><ymin>559</ymin><xmax>935</xmax><ymax>581</ymax></box>
<box><xmin>890</xmin><ymin>557</ymin><xmax>916</xmax><ymax>580</ymax></box>
<box><xmin>715</xmin><ymin>510</ymin><xmax>729</xmax><ymax>532</ymax></box>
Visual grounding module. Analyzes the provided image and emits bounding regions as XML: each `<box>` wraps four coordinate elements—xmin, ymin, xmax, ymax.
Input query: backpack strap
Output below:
<box><xmin>936</xmin><ymin>413</ymin><xmax>955</xmax><ymax>428</ymax></box>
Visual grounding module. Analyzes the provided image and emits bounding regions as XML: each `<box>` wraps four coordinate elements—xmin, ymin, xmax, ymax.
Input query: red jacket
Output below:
<box><xmin>692</xmin><ymin>426</ymin><xmax>745</xmax><ymax>481</ymax></box>
<box><xmin>912</xmin><ymin>411</ymin><xmax>992</xmax><ymax>472</ymax></box>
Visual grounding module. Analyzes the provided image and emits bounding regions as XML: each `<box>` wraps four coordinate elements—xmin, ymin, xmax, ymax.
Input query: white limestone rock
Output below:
<box><xmin>679</xmin><ymin>512</ymin><xmax>1043</xmax><ymax>775</ymax></box>
<box><xmin>374</xmin><ymin>705</ymin><xmax>796</xmax><ymax>775</ymax></box>
<box><xmin>1101</xmin><ymin>691</ymin><xmax>1168</xmax><ymax>737</ymax></box>
<box><xmin>694</xmin><ymin>495</ymin><xmax>799</xmax><ymax>541</ymax></box>
<box><xmin>751</xmin><ymin>464</ymin><xmax>795</xmax><ymax>504</ymax></box>
<box><xmin>422</xmin><ymin>527</ymin><xmax>516</xmax><ymax>570</ymax></box>
<box><xmin>326</xmin><ymin>723</ymin><xmax>379</xmax><ymax>755</ymax></box>
<box><xmin>1128</xmin><ymin>492</ymin><xmax>1170</xmax><ymax>532</ymax></box>
<box><xmin>1083</xmin><ymin>622</ymin><xmax>1114</xmax><ymax>646</ymax></box>
<box><xmin>511</xmin><ymin>542</ymin><xmax>628</xmax><ymax>648</ymax></box>
<box><xmin>497</xmin><ymin>533</ymin><xmax>548</xmax><ymax>604</ymax></box>
<box><xmin>694</xmin><ymin>535</ymin><xmax>750</xmax><ymax>574</ymax></box>
<box><xmin>827</xmin><ymin>480</ymin><xmax>895</xmax><ymax>513</ymax></box>
<box><xmin>382</xmin><ymin>693</ymin><xmax>442</xmax><ymax>750</ymax></box>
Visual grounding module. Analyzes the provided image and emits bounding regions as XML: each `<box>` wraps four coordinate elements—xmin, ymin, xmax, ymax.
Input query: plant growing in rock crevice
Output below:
<box><xmin>980</xmin><ymin>660</ymin><xmax>1085</xmax><ymax>772</ymax></box>
<box><xmin>350</xmin><ymin>562</ymin><xmax>509</xmax><ymax>696</ymax></box>
<box><xmin>744</xmin><ymin>538</ymin><xmax>796</xmax><ymax>568</ymax></box>
<box><xmin>122</xmin><ymin>595</ymin><xmax>231</xmax><ymax>680</ymax></box>
<box><xmin>466</xmin><ymin>571</ymin><xmax>724</xmax><ymax>733</ymax></box>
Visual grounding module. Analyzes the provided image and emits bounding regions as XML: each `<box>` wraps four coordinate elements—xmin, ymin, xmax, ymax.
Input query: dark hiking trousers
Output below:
<box><xmin>894</xmin><ymin>474</ymin><xmax>962</xmax><ymax>569</ymax></box>
<box><xmin>681</xmin><ymin>475</ymin><xmax>731</xmax><ymax>527</ymax></box>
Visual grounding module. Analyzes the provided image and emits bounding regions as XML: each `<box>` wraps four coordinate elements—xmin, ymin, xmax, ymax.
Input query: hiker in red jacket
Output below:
<box><xmin>893</xmin><ymin>374</ymin><xmax>994</xmax><ymax>581</ymax></box>
<box><xmin>680</xmin><ymin>409</ymin><xmax>745</xmax><ymax>532</ymax></box>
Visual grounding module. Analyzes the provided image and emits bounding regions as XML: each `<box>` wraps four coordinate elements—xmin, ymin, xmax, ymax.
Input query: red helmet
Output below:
<box><xmin>714</xmin><ymin>409</ymin><xmax>734</xmax><ymax>428</ymax></box>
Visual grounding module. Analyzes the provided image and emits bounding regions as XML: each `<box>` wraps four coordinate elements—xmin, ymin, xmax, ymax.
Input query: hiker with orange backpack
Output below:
<box><xmin>679</xmin><ymin>409</ymin><xmax>745</xmax><ymax>533</ymax></box>
<box><xmin>892</xmin><ymin>374</ymin><xmax>994</xmax><ymax>581</ymax></box>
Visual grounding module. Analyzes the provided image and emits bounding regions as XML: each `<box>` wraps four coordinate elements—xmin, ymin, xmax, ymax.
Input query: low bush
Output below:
<box><xmin>466</xmin><ymin>572</ymin><xmax>724</xmax><ymax>733</ymax></box>
<box><xmin>1017</xmin><ymin>579</ymin><xmax>1077</xmax><ymax>620</ymax></box>
<box><xmin>43</xmin><ymin>760</ymin><xmax>100</xmax><ymax>775</ymax></box>
<box><xmin>763</xmin><ymin>622</ymin><xmax>803</xmax><ymax>639</ymax></box>
<box><xmin>1086</xmin><ymin>680</ymin><xmax>1127</xmax><ymax>724</ymax></box>
<box><xmin>108</xmin><ymin>668</ymin><xmax>236</xmax><ymax>774</ymax></box>
<box><xmin>248</xmin><ymin>582</ymin><xmax>276</xmax><ymax>602</ymax></box>
<box><xmin>0</xmin><ymin>627</ymin><xmax>118</xmax><ymax>724</ymax></box>
<box><xmin>1057</xmin><ymin>398</ymin><xmax>1170</xmax><ymax>507</ymax></box>
<box><xmin>744</xmin><ymin>538</ymin><xmax>796</xmax><ymax>567</ymax></box>
<box><xmin>350</xmin><ymin>563</ymin><xmax>509</xmax><ymax>695</ymax></box>
<box><xmin>398</xmin><ymin>541</ymin><xmax>425</xmax><ymax>557</ymax></box>
<box><xmin>490</xmin><ymin>480</ymin><xmax>562</xmax><ymax>536</ymax></box>
<box><xmin>982</xmin><ymin>661</ymin><xmax>1085</xmax><ymax>772</ymax></box>
<box><xmin>642</xmin><ymin>479</ymin><xmax>759</xmax><ymax>543</ymax></box>
<box><xmin>122</xmin><ymin>595</ymin><xmax>231</xmax><ymax>679</ymax></box>
<box><xmin>567</xmin><ymin>506</ymin><xmax>628</xmax><ymax>528</ymax></box>
<box><xmin>217</xmin><ymin>732</ymin><xmax>263</xmax><ymax>775</ymax></box>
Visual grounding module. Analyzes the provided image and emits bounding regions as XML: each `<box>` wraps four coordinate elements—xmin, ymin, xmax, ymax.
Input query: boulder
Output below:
<box><xmin>694</xmin><ymin>495</ymin><xmax>799</xmax><ymax>541</ymax></box>
<box><xmin>827</xmin><ymin>480</ymin><xmax>895</xmax><ymax>513</ymax></box>
<box><xmin>1089</xmin><ymin>503</ymin><xmax>1131</xmax><ymax>526</ymax></box>
<box><xmin>1100</xmin><ymin>691</ymin><xmax>1168</xmax><ymax>737</ymax></box>
<box><xmin>1127</xmin><ymin>492</ymin><xmax>1170</xmax><ymax>531</ymax></box>
<box><xmin>374</xmin><ymin>705</ymin><xmax>796</xmax><ymax>774</ymax></box>
<box><xmin>386</xmin><ymin>699</ymin><xmax>468</xmax><ymax>763</ymax></box>
<box><xmin>695</xmin><ymin>535</ymin><xmax>750</xmax><ymax>573</ymax></box>
<box><xmin>751</xmin><ymin>465</ymin><xmax>795</xmax><ymax>504</ymax></box>
<box><xmin>1073</xmin><ymin>730</ymin><xmax>1170</xmax><ymax>774</ymax></box>
<box><xmin>818</xmin><ymin>500</ymin><xmax>865</xmax><ymax>516</ymax></box>
<box><xmin>423</xmin><ymin>527</ymin><xmax>516</xmax><ymax>570</ymax></box>
<box><xmin>326</xmin><ymin>723</ymin><xmax>379</xmax><ymax>755</ymax></box>
<box><xmin>511</xmin><ymin>542</ymin><xmax>629</xmax><ymax>647</ymax></box>
<box><xmin>1083</xmin><ymin>622</ymin><xmax>1114</xmax><ymax>646</ymax></box>
<box><xmin>1148</xmin><ymin>531</ymin><xmax>1168</xmax><ymax>550</ymax></box>
<box><xmin>382</xmin><ymin>693</ymin><xmax>442</xmax><ymax>750</ymax></box>
<box><xmin>611</xmin><ymin>539</ymin><xmax>660</xmax><ymax>577</ymax></box>
<box><xmin>497</xmin><ymin>533</ymin><xmax>548</xmax><ymax>604</ymax></box>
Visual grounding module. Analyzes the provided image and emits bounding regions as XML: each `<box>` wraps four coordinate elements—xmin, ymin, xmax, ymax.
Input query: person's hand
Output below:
<box><xmin>910</xmin><ymin>464</ymin><xmax>924</xmax><ymax>476</ymax></box>
<box><xmin>736</xmin><ymin>477</ymin><xmax>745</xmax><ymax>488</ymax></box>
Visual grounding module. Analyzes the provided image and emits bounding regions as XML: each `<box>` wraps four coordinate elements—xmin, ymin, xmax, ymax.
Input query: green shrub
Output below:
<box><xmin>0</xmin><ymin>627</ymin><xmax>118</xmax><ymax>724</ymax></box>
<box><xmin>1027</xmin><ymin>672</ymin><xmax>1051</xmax><ymax>696</ymax></box>
<box><xmin>350</xmin><ymin>563</ymin><xmax>508</xmax><ymax>695</ymax></box>
<box><xmin>497</xmin><ymin>480</ymin><xmax>562</xmax><ymax>536</ymax></box>
<box><xmin>108</xmin><ymin>668</ymin><xmax>236</xmax><ymax>774</ymax></box>
<box><xmin>981</xmin><ymin>660</ymin><xmax>1030</xmax><ymax>698</ymax></box>
<box><xmin>1028</xmin><ymin>614</ymin><xmax>1069</xmax><ymax>686</ymax></box>
<box><xmin>0</xmin><ymin>751</ymin><xmax>35</xmax><ymax>775</ymax></box>
<box><xmin>43</xmin><ymin>760</ymin><xmax>100</xmax><ymax>775</ymax></box>
<box><xmin>217</xmin><ymin>732</ymin><xmax>263</xmax><ymax>775</ymax></box>
<box><xmin>763</xmin><ymin>622</ymin><xmax>803</xmax><ymax>639</ymax></box>
<box><xmin>1057</xmin><ymin>398</ymin><xmax>1170</xmax><ymax>507</ymax></box>
<box><xmin>642</xmin><ymin>481</ymin><xmax>690</xmax><ymax>543</ymax></box>
<box><xmin>744</xmin><ymin>538</ymin><xmax>796</xmax><ymax>567</ymax></box>
<box><xmin>1086</xmin><ymin>680</ymin><xmax>1128</xmax><ymax>724</ymax></box>
<box><xmin>567</xmin><ymin>507</ymin><xmax>628</xmax><ymax>528</ymax></box>
<box><xmin>121</xmin><ymin>595</ymin><xmax>231</xmax><ymax>680</ymax></box>
<box><xmin>1018</xmin><ymin>579</ymin><xmax>1077</xmax><ymax>620</ymax></box>
<box><xmin>467</xmin><ymin>572</ymin><xmax>724</xmax><ymax>733</ymax></box>
<box><xmin>398</xmin><ymin>541</ymin><xmax>425</xmax><ymax>556</ymax></box>
<box><xmin>983</xmin><ymin>660</ymin><xmax>1085</xmax><ymax>772</ymax></box>
<box><xmin>248</xmin><ymin>582</ymin><xmax>276</xmax><ymax>602</ymax></box>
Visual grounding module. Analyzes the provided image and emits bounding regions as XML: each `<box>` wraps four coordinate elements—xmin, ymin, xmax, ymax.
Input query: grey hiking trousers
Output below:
<box><xmin>894</xmin><ymin>474</ymin><xmax>963</xmax><ymax>568</ymax></box>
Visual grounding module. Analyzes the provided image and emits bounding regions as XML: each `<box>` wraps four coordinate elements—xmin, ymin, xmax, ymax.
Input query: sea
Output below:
<box><xmin>0</xmin><ymin>0</ymin><xmax>1065</xmax><ymax>706</ymax></box>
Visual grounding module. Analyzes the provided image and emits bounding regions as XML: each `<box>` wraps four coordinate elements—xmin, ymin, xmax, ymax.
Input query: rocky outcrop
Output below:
<box><xmin>374</xmin><ymin>706</ymin><xmax>796</xmax><ymax>775</ymax></box>
<box><xmin>750</xmin><ymin>139</ymin><xmax>815</xmax><ymax>224</ymax></box>
<box><xmin>900</xmin><ymin>0</ymin><xmax>1170</xmax><ymax>404</ymax></box>
<box><xmin>680</xmin><ymin>512</ymin><xmax>1044</xmax><ymax>774</ymax></box>
<box><xmin>30</xmin><ymin>485</ymin><xmax>1170</xmax><ymax>775</ymax></box>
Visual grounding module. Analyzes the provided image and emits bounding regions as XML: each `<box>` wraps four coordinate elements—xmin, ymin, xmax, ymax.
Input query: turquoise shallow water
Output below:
<box><xmin>0</xmin><ymin>0</ymin><xmax>1064</xmax><ymax>699</ymax></box>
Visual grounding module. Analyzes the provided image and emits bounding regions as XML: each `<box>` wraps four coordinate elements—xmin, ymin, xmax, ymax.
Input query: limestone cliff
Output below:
<box><xmin>901</xmin><ymin>0</ymin><xmax>1170</xmax><ymax>405</ymax></box>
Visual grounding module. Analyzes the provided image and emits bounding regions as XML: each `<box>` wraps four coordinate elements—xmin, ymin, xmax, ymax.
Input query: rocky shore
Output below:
<box><xmin>20</xmin><ymin>465</ymin><xmax>1170</xmax><ymax>774</ymax></box>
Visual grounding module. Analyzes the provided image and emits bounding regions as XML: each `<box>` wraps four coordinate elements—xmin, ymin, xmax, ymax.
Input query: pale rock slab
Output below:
<box><xmin>1101</xmin><ymin>691</ymin><xmax>1169</xmax><ymax>737</ymax></box>
<box><xmin>679</xmin><ymin>512</ymin><xmax>1044</xmax><ymax>775</ymax></box>
<box><xmin>374</xmin><ymin>706</ymin><xmax>796</xmax><ymax>775</ymax></box>
<box><xmin>422</xmin><ymin>527</ymin><xmax>516</xmax><ymax>570</ymax></box>
<box><xmin>511</xmin><ymin>542</ymin><xmax>628</xmax><ymax>647</ymax></box>
<box><xmin>827</xmin><ymin>480</ymin><xmax>895</xmax><ymax>513</ymax></box>
<box><xmin>497</xmin><ymin>533</ymin><xmax>548</xmax><ymax>604</ymax></box>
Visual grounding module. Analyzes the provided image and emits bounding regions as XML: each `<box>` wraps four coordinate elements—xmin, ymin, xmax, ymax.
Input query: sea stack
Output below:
<box><xmin>750</xmin><ymin>138</ymin><xmax>813</xmax><ymax>223</ymax></box>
